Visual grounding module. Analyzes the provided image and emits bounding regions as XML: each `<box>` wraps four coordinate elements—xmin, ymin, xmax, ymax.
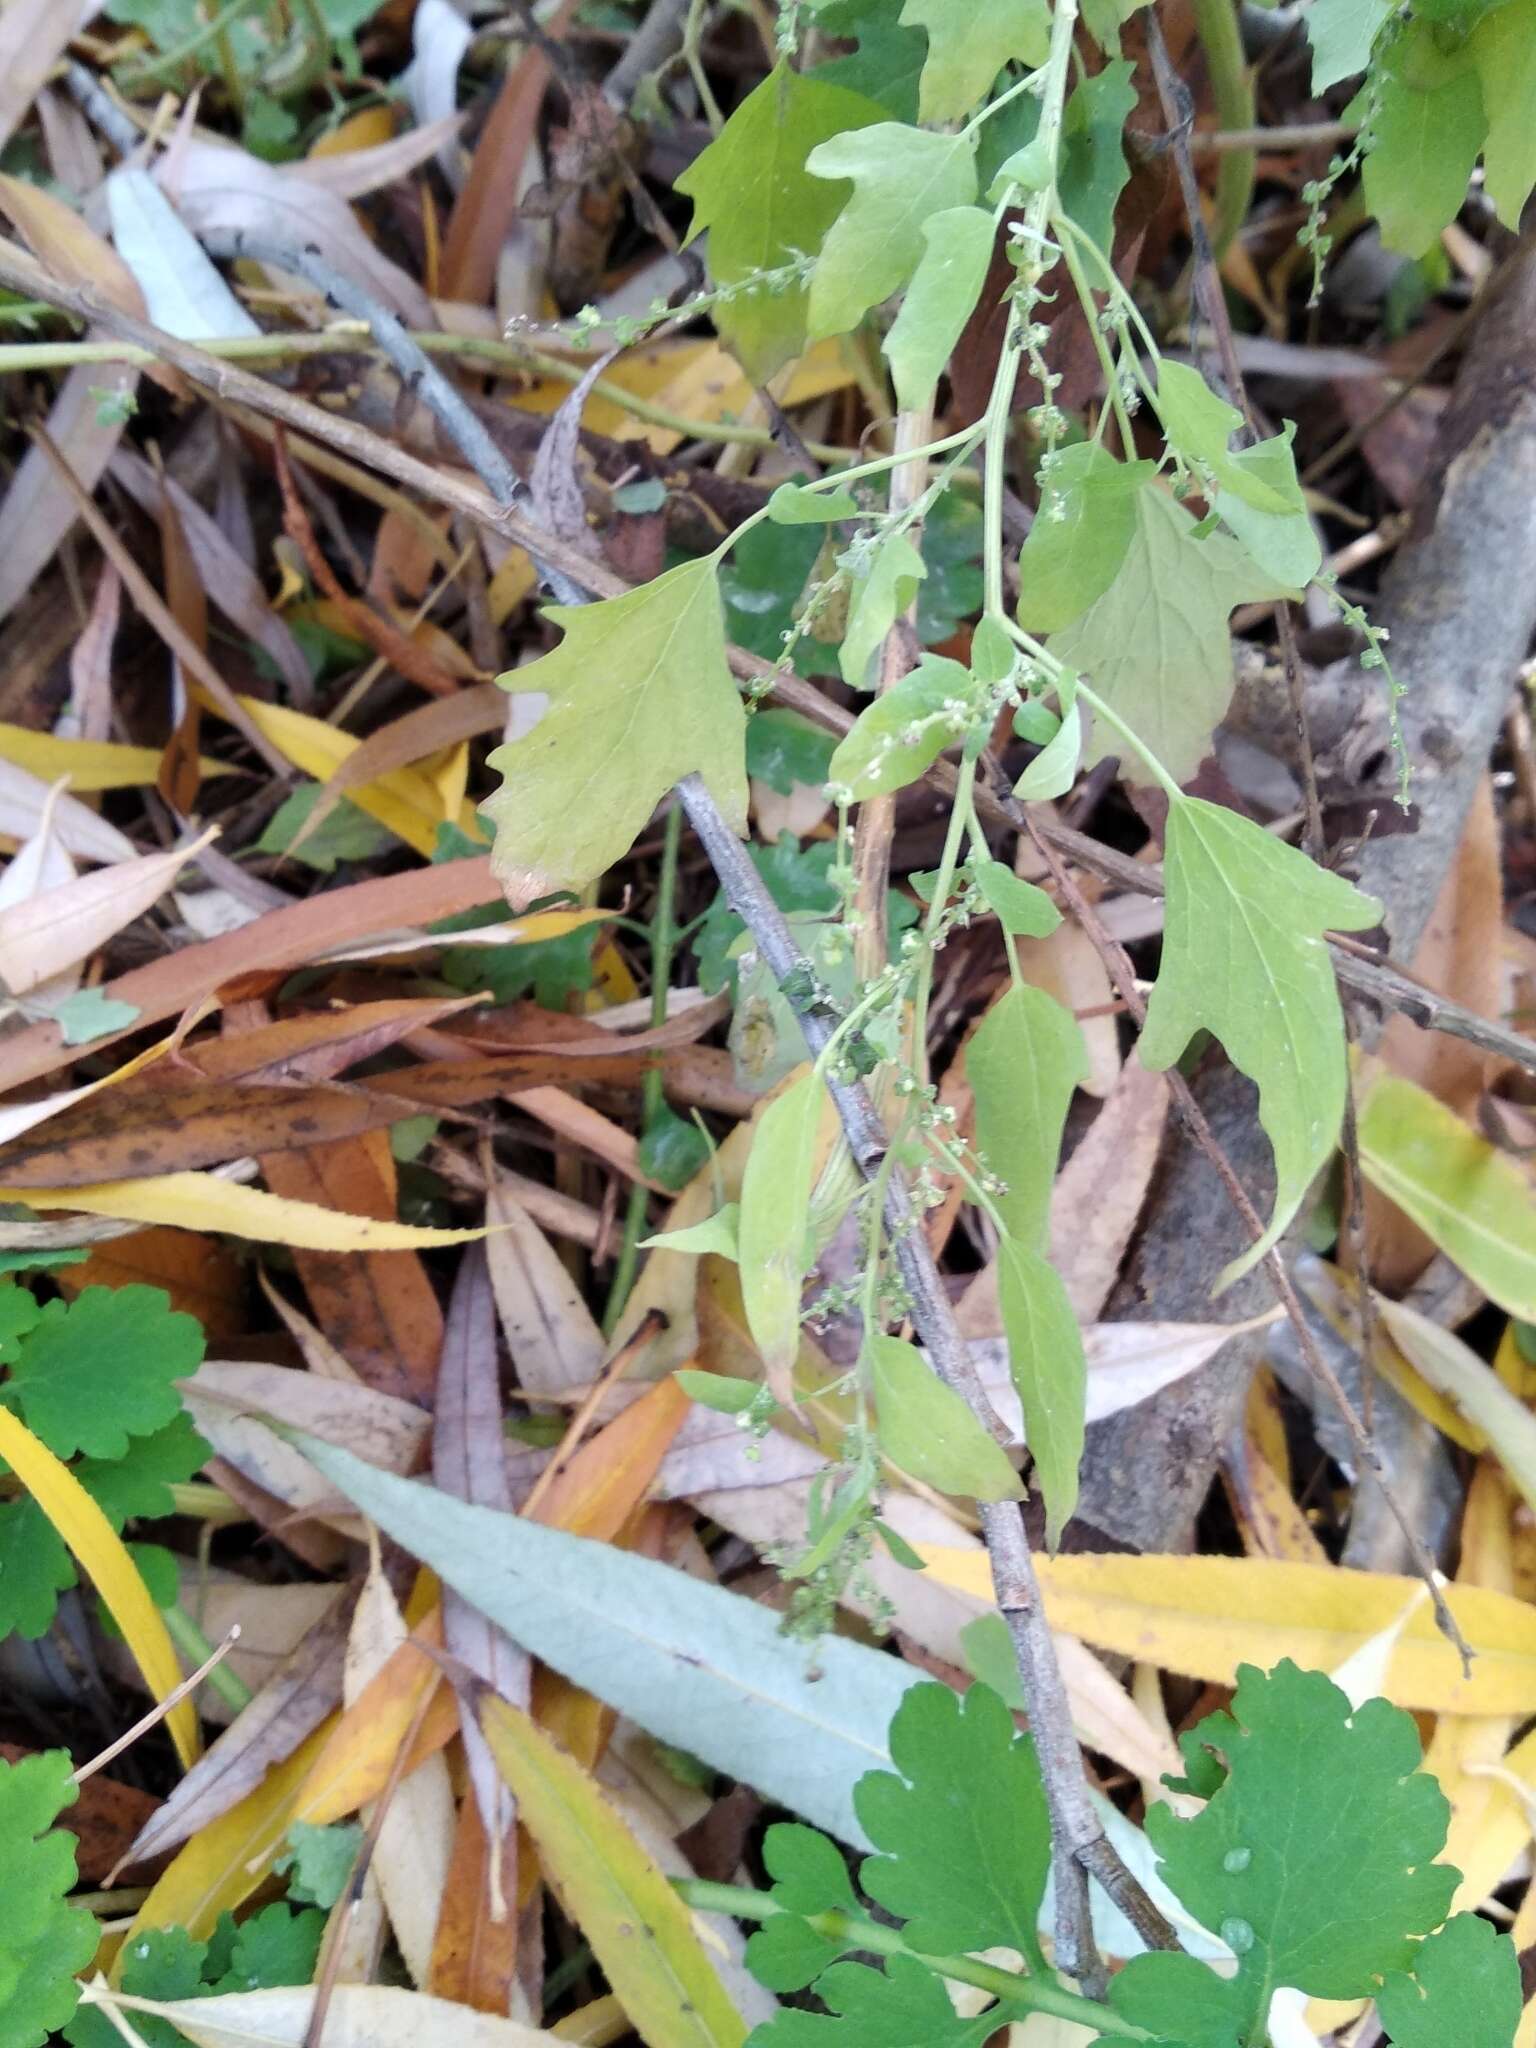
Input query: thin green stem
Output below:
<box><xmin>683</xmin><ymin>0</ymin><xmax>726</xmax><ymax>130</ymax></box>
<box><xmin>602</xmin><ymin>798</ymin><xmax>685</xmax><ymax>1333</ymax></box>
<box><xmin>163</xmin><ymin>1602</ymin><xmax>253</xmax><ymax>1715</ymax></box>
<box><xmin>1057</xmin><ymin>219</ymin><xmax>1136</xmax><ymax>455</ymax></box>
<box><xmin>673</xmin><ymin>1881</ymin><xmax>1154</xmax><ymax>2038</ymax></box>
<box><xmin>1189</xmin><ymin>0</ymin><xmax>1256</xmax><ymax>262</ymax></box>
<box><xmin>961</xmin><ymin>63</ymin><xmax>1045</xmax><ymax>140</ymax></box>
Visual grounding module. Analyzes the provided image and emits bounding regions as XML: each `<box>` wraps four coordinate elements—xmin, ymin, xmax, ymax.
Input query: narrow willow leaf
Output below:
<box><xmin>1012</xmin><ymin>700</ymin><xmax>1083</xmax><ymax>801</ymax></box>
<box><xmin>1307</xmin><ymin>0</ymin><xmax>1393</xmax><ymax>89</ymax></box>
<box><xmin>479</xmin><ymin>1698</ymin><xmax>746</xmax><ymax>2048</ymax></box>
<box><xmin>1469</xmin><ymin>0</ymin><xmax>1536</xmax><ymax>231</ymax></box>
<box><xmin>968</xmin><ymin>982</ymin><xmax>1087</xmax><ymax>1250</ymax></box>
<box><xmin>883</xmin><ymin>205</ymin><xmax>995</xmax><ymax>412</ymax></box>
<box><xmin>1358</xmin><ymin>1073</ymin><xmax>1536</xmax><ymax>1319</ymax></box>
<box><xmin>1374</xmin><ymin>1295</ymin><xmax>1536</xmax><ymax>1517</ymax></box>
<box><xmin>868</xmin><ymin>1335</ymin><xmax>1024</xmax><ymax>1501</ymax></box>
<box><xmin>1016</xmin><ymin>444</ymin><xmax>1155</xmax><ymax>634</ymax></box>
<box><xmin>484</xmin><ymin>560</ymin><xmax>746</xmax><ymax>902</ymax></box>
<box><xmin>839</xmin><ymin>533</ymin><xmax>926</xmax><ymax>690</ymax></box>
<box><xmin>996</xmin><ymin>1236</ymin><xmax>1086</xmax><ymax>1544</ymax></box>
<box><xmin>1364</xmin><ymin>41</ymin><xmax>1487</xmax><ymax>258</ymax></box>
<box><xmin>292</xmin><ymin>1431</ymin><xmax>920</xmax><ymax>1845</ymax></box>
<box><xmin>970</xmin><ymin>859</ymin><xmax>1061</xmax><ymax>938</ymax></box>
<box><xmin>1141</xmin><ymin>799</ymin><xmax>1382</xmax><ymax>1287</ymax></box>
<box><xmin>805</xmin><ymin>124</ymin><xmax>977</xmax><ymax>342</ymax></box>
<box><xmin>900</xmin><ymin>0</ymin><xmax>1050</xmax><ymax>122</ymax></box>
<box><xmin>1053</xmin><ymin>486</ymin><xmax>1296</xmax><ymax>784</ymax></box>
<box><xmin>674</xmin><ymin>63</ymin><xmax>884</xmax><ymax>381</ymax></box>
<box><xmin>738</xmin><ymin>1069</ymin><xmax>825</xmax><ymax>1404</ymax></box>
<box><xmin>829</xmin><ymin>652</ymin><xmax>977</xmax><ymax>799</ymax></box>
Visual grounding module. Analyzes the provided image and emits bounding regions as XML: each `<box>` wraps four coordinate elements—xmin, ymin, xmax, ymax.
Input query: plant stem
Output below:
<box><xmin>673</xmin><ymin>1880</ymin><xmax>1156</xmax><ymax>2038</ymax></box>
<box><xmin>1189</xmin><ymin>0</ymin><xmax>1255</xmax><ymax>261</ymax></box>
<box><xmin>163</xmin><ymin>1603</ymin><xmax>253</xmax><ymax>1715</ymax></box>
<box><xmin>602</xmin><ymin>797</ymin><xmax>684</xmax><ymax>1333</ymax></box>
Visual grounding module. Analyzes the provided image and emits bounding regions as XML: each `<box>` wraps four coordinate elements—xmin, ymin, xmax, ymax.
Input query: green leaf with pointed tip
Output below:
<box><xmin>484</xmin><ymin>560</ymin><xmax>747</xmax><ymax>902</ymax></box>
<box><xmin>1017</xmin><ymin>443</ymin><xmax>1156</xmax><ymax>633</ymax></box>
<box><xmin>1213</xmin><ymin>429</ymin><xmax>1321</xmax><ymax>587</ymax></box>
<box><xmin>1376</xmin><ymin>1913</ymin><xmax>1522</xmax><ymax>2048</ymax></box>
<box><xmin>1155</xmin><ymin>362</ymin><xmax>1303</xmax><ymax>516</ymax></box>
<box><xmin>856</xmin><ymin>1680</ymin><xmax>1049</xmax><ymax>1962</ymax></box>
<box><xmin>969</xmin><ymin>983</ymin><xmax>1086</xmax><ymax>1251</ymax></box>
<box><xmin>646</xmin><ymin>1207</ymin><xmax>741</xmax><ymax>1260</ymax></box>
<box><xmin>829</xmin><ymin>652</ymin><xmax>978</xmax><ymax>799</ymax></box>
<box><xmin>1057</xmin><ymin>59</ymin><xmax>1137</xmax><ymax>256</ymax></box>
<box><xmin>899</xmin><ymin>0</ymin><xmax>1050</xmax><ymax>121</ymax></box>
<box><xmin>749</xmin><ymin>1954</ymin><xmax>1000</xmax><ymax>2046</ymax></box>
<box><xmin>1141</xmin><ymin>798</ymin><xmax>1381</xmax><ymax>1288</ymax></box>
<box><xmin>1364</xmin><ymin>39</ymin><xmax>1486</xmax><ymax>258</ymax></box>
<box><xmin>1052</xmin><ymin>486</ymin><xmax>1296</xmax><ymax>785</ymax></box>
<box><xmin>676</xmin><ymin>1372</ymin><xmax>760</xmax><ymax>1418</ymax></box>
<box><xmin>1470</xmin><ymin>0</ymin><xmax>1536</xmax><ymax>231</ymax></box>
<box><xmin>768</xmin><ymin>482</ymin><xmax>861</xmax><ymax>524</ymax></box>
<box><xmin>995</xmin><ymin>1235</ymin><xmax>1086</xmax><ymax>1543</ymax></box>
<box><xmin>738</xmin><ymin>1069</ymin><xmax>825</xmax><ymax>1402</ymax></box>
<box><xmin>812</xmin><ymin>0</ymin><xmax>926</xmax><ymax>120</ymax></box>
<box><xmin>1114</xmin><ymin>1661</ymin><xmax>1459</xmax><ymax>2046</ymax></box>
<box><xmin>970</xmin><ymin>859</ymin><xmax>1061</xmax><ymax>938</ymax></box>
<box><xmin>675</xmin><ymin>63</ymin><xmax>884</xmax><ymax>381</ymax></box>
<box><xmin>1013</xmin><ymin>700</ymin><xmax>1083</xmax><ymax>801</ymax></box>
<box><xmin>883</xmin><ymin>205</ymin><xmax>995</xmax><ymax>412</ymax></box>
<box><xmin>805</xmin><ymin>124</ymin><xmax>977</xmax><ymax>342</ymax></box>
<box><xmin>868</xmin><ymin>1336</ymin><xmax>1024</xmax><ymax>1500</ymax></box>
<box><xmin>841</xmin><ymin>534</ymin><xmax>926</xmax><ymax>691</ymax></box>
<box><xmin>1306</xmin><ymin>0</ymin><xmax>1393</xmax><ymax>89</ymax></box>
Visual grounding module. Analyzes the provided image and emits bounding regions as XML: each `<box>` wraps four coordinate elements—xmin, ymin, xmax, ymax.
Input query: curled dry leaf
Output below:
<box><xmin>0</xmin><ymin>825</ymin><xmax>217</xmax><ymax>996</ymax></box>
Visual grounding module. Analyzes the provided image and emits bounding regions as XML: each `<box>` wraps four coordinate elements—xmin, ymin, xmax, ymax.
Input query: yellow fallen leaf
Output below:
<box><xmin>117</xmin><ymin>1723</ymin><xmax>332</xmax><ymax>1952</ymax></box>
<box><xmin>916</xmin><ymin>1546</ymin><xmax>1536</xmax><ymax>1715</ymax></box>
<box><xmin>0</xmin><ymin>723</ymin><xmax>230</xmax><ymax>791</ymax></box>
<box><xmin>0</xmin><ymin>1172</ymin><xmax>491</xmax><ymax>1250</ymax></box>
<box><xmin>309</xmin><ymin>104</ymin><xmax>398</xmax><ymax>156</ymax></box>
<box><xmin>0</xmin><ymin>1404</ymin><xmax>198</xmax><ymax>1766</ymax></box>
<box><xmin>480</xmin><ymin>1696</ymin><xmax>746</xmax><ymax>2048</ymax></box>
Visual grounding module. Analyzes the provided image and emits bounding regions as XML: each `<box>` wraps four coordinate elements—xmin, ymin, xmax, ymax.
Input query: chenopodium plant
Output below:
<box><xmin>0</xmin><ymin>1281</ymin><xmax>208</xmax><ymax>1638</ymax></box>
<box><xmin>480</xmin><ymin>0</ymin><xmax>1501</xmax><ymax>1574</ymax></box>
<box><xmin>689</xmin><ymin>1663</ymin><xmax>1521</xmax><ymax>2047</ymax></box>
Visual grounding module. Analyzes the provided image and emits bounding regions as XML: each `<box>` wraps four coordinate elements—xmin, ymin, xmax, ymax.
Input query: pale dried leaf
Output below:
<box><xmin>0</xmin><ymin>826</ymin><xmax>216</xmax><ymax>996</ymax></box>
<box><xmin>485</xmin><ymin>1171</ymin><xmax>605</xmax><ymax>1398</ymax></box>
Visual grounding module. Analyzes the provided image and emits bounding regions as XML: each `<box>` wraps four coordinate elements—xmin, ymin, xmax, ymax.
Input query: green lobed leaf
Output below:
<box><xmin>738</xmin><ymin>1069</ymin><xmax>826</xmax><ymax>1403</ymax></box>
<box><xmin>0</xmin><ymin>1751</ymin><xmax>95</xmax><ymax>2048</ymax></box>
<box><xmin>0</xmin><ymin>1498</ymin><xmax>74</xmax><ymax>1639</ymax></box>
<box><xmin>1375</xmin><ymin>1912</ymin><xmax>1522</xmax><ymax>2048</ymax></box>
<box><xmin>1213</xmin><ymin>427</ymin><xmax>1322</xmax><ymax>588</ymax></box>
<box><xmin>483</xmin><ymin>560</ymin><xmax>747</xmax><ymax>902</ymax></box>
<box><xmin>995</xmin><ymin>1236</ymin><xmax>1087</xmax><ymax>1544</ymax></box>
<box><xmin>276</xmin><ymin>1820</ymin><xmax>363</xmax><ymax>1910</ymax></box>
<box><xmin>676</xmin><ymin>64</ymin><xmax>885</xmax><ymax>381</ymax></box>
<box><xmin>746</xmin><ymin>710</ymin><xmax>838</xmax><ymax>794</ymax></box>
<box><xmin>867</xmin><ymin>1336</ymin><xmax>1024</xmax><ymax>1501</ymax></box>
<box><xmin>1141</xmin><ymin>799</ymin><xmax>1382</xmax><ymax>1288</ymax></box>
<box><xmin>1155</xmin><ymin>363</ymin><xmax>1303</xmax><ymax>516</ymax></box>
<box><xmin>1307</xmin><ymin>0</ymin><xmax>1395</xmax><ymax>90</ymax></box>
<box><xmin>1016</xmin><ymin>443</ymin><xmax>1156</xmax><ymax>634</ymax></box>
<box><xmin>828</xmin><ymin>652</ymin><xmax>977</xmax><ymax>798</ymax></box>
<box><xmin>840</xmin><ymin>533</ymin><xmax>926</xmax><ymax>691</ymax></box>
<box><xmin>1053</xmin><ymin>486</ymin><xmax>1296</xmax><ymax>785</ymax></box>
<box><xmin>746</xmin><ymin>1953</ymin><xmax>1000</xmax><ymax>2046</ymax></box>
<box><xmin>75</xmin><ymin>1411</ymin><xmax>211</xmax><ymax>1527</ymax></box>
<box><xmin>805</xmin><ymin>124</ymin><xmax>977</xmax><ymax>342</ymax></box>
<box><xmin>50</xmin><ymin>988</ymin><xmax>144</xmax><ymax>1047</ymax></box>
<box><xmin>812</xmin><ymin>0</ymin><xmax>926</xmax><ymax>120</ymax></box>
<box><xmin>1469</xmin><ymin>0</ymin><xmax>1536</xmax><ymax>230</ymax></box>
<box><xmin>969</xmin><ymin>859</ymin><xmax>1061</xmax><ymax>938</ymax></box>
<box><xmin>1364</xmin><ymin>33</ymin><xmax>1487</xmax><ymax>258</ymax></box>
<box><xmin>1112</xmin><ymin>1661</ymin><xmax>1460</xmax><ymax>2044</ymax></box>
<box><xmin>882</xmin><ymin>206</ymin><xmax>995</xmax><ymax>413</ymax></box>
<box><xmin>899</xmin><ymin>0</ymin><xmax>1050</xmax><ymax>122</ymax></box>
<box><xmin>745</xmin><ymin>1824</ymin><xmax>861</xmax><ymax>1992</ymax></box>
<box><xmin>1057</xmin><ymin>59</ymin><xmax>1137</xmax><ymax>256</ymax></box>
<box><xmin>855</xmin><ymin>1680</ymin><xmax>1050</xmax><ymax>1963</ymax></box>
<box><xmin>5</xmin><ymin>1285</ymin><xmax>204</xmax><ymax>1462</ymax></box>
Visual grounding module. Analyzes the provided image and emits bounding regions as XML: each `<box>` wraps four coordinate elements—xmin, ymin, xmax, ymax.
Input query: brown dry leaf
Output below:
<box><xmin>258</xmin><ymin>1131</ymin><xmax>445</xmax><ymax>1405</ymax></box>
<box><xmin>427</xmin><ymin>1795</ymin><xmax>528</xmax><ymax>2019</ymax></box>
<box><xmin>180</xmin><ymin>994</ymin><xmax>487</xmax><ymax>1086</ymax></box>
<box><xmin>485</xmin><ymin>1168</ymin><xmax>605</xmax><ymax>1399</ymax></box>
<box><xmin>0</xmin><ymin>826</ymin><xmax>217</xmax><ymax>996</ymax></box>
<box><xmin>526</xmin><ymin>1376</ymin><xmax>691</xmax><ymax>1543</ymax></box>
<box><xmin>154</xmin><ymin>470</ymin><xmax>209</xmax><ymax>814</ymax></box>
<box><xmin>0</xmin><ymin>855</ymin><xmax>502</xmax><ymax>1092</ymax></box>
<box><xmin>68</xmin><ymin>560</ymin><xmax>122</xmax><ymax>741</ymax></box>
<box><xmin>1367</xmin><ymin>775</ymin><xmax>1503</xmax><ymax>1290</ymax></box>
<box><xmin>290</xmin><ymin>684</ymin><xmax>505</xmax><ymax>857</ymax></box>
<box><xmin>0</xmin><ymin>0</ymin><xmax>89</xmax><ymax>157</ymax></box>
<box><xmin>59</xmin><ymin>1226</ymin><xmax>246</xmax><ymax>1344</ymax></box>
<box><xmin>118</xmin><ymin>1589</ymin><xmax>354</xmax><ymax>1870</ymax></box>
